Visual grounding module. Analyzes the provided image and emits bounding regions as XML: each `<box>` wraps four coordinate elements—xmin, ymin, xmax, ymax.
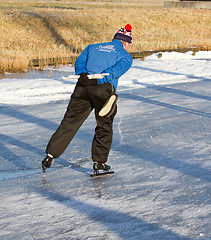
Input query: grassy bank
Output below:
<box><xmin>0</xmin><ymin>0</ymin><xmax>210</xmax><ymax>73</ymax></box>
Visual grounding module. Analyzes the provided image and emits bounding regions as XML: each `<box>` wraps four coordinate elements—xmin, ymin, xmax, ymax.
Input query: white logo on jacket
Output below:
<box><xmin>98</xmin><ymin>45</ymin><xmax>116</xmax><ymax>53</ymax></box>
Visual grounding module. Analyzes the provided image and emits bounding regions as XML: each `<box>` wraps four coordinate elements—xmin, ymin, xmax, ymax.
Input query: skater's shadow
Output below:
<box><xmin>37</xmin><ymin>186</ymin><xmax>191</xmax><ymax>240</ymax></box>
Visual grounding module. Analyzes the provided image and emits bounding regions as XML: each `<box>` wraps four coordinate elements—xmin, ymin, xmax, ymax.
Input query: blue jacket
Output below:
<box><xmin>75</xmin><ymin>39</ymin><xmax>133</xmax><ymax>91</ymax></box>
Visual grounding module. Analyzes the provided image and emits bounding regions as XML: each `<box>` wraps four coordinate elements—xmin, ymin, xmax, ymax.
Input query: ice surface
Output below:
<box><xmin>0</xmin><ymin>51</ymin><xmax>210</xmax><ymax>240</ymax></box>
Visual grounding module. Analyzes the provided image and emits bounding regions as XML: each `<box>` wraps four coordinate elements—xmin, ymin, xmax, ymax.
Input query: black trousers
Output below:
<box><xmin>46</xmin><ymin>82</ymin><xmax>117</xmax><ymax>164</ymax></box>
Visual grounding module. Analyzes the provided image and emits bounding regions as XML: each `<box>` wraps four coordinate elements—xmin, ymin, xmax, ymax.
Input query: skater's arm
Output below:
<box><xmin>102</xmin><ymin>54</ymin><xmax>132</xmax><ymax>82</ymax></box>
<box><xmin>75</xmin><ymin>46</ymin><xmax>89</xmax><ymax>75</ymax></box>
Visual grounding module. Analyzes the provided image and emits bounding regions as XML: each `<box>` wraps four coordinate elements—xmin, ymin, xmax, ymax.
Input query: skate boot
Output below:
<box><xmin>91</xmin><ymin>162</ymin><xmax>114</xmax><ymax>177</ymax></box>
<box><xmin>41</xmin><ymin>154</ymin><xmax>54</xmax><ymax>173</ymax></box>
<box><xmin>93</xmin><ymin>162</ymin><xmax>111</xmax><ymax>172</ymax></box>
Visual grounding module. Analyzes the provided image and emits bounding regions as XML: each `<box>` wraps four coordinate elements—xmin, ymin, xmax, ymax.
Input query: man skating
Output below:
<box><xmin>41</xmin><ymin>24</ymin><xmax>133</xmax><ymax>174</ymax></box>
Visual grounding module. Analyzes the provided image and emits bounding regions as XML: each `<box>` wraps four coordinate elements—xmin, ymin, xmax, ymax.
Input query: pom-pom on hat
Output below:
<box><xmin>114</xmin><ymin>24</ymin><xmax>132</xmax><ymax>43</ymax></box>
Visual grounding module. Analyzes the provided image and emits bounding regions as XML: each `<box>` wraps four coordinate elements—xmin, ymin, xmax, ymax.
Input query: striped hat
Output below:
<box><xmin>114</xmin><ymin>24</ymin><xmax>132</xmax><ymax>43</ymax></box>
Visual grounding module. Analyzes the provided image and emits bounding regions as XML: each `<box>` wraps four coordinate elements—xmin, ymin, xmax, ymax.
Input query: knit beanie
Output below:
<box><xmin>113</xmin><ymin>24</ymin><xmax>132</xmax><ymax>43</ymax></box>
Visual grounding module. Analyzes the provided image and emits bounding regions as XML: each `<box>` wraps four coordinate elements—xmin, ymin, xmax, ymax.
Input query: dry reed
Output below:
<box><xmin>0</xmin><ymin>0</ymin><xmax>210</xmax><ymax>73</ymax></box>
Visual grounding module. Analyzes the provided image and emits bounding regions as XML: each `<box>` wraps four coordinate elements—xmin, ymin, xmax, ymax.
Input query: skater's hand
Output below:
<box><xmin>79</xmin><ymin>72</ymin><xmax>89</xmax><ymax>80</ymax></box>
<box><xmin>78</xmin><ymin>73</ymin><xmax>89</xmax><ymax>85</ymax></box>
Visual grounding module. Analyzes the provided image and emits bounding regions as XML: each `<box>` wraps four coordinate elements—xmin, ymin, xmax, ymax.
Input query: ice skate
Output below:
<box><xmin>93</xmin><ymin>162</ymin><xmax>111</xmax><ymax>171</ymax></box>
<box><xmin>90</xmin><ymin>162</ymin><xmax>114</xmax><ymax>177</ymax></box>
<box><xmin>41</xmin><ymin>154</ymin><xmax>54</xmax><ymax>173</ymax></box>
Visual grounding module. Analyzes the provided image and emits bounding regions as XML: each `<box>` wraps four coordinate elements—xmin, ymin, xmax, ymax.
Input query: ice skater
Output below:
<box><xmin>41</xmin><ymin>24</ymin><xmax>133</xmax><ymax>174</ymax></box>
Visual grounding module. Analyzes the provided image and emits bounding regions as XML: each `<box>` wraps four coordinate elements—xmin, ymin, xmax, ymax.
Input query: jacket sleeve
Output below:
<box><xmin>102</xmin><ymin>53</ymin><xmax>133</xmax><ymax>82</ymax></box>
<box><xmin>74</xmin><ymin>46</ymin><xmax>89</xmax><ymax>75</ymax></box>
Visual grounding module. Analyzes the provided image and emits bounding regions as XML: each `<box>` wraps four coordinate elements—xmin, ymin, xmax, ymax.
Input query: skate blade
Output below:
<box><xmin>41</xmin><ymin>164</ymin><xmax>46</xmax><ymax>173</ymax></box>
<box><xmin>90</xmin><ymin>170</ymin><xmax>114</xmax><ymax>178</ymax></box>
<box><xmin>41</xmin><ymin>159</ymin><xmax>54</xmax><ymax>173</ymax></box>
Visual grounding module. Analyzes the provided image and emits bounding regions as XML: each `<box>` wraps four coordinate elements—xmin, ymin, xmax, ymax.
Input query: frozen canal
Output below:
<box><xmin>0</xmin><ymin>51</ymin><xmax>210</xmax><ymax>239</ymax></box>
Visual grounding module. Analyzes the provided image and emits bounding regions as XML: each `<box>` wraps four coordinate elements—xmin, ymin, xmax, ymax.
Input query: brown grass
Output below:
<box><xmin>0</xmin><ymin>0</ymin><xmax>210</xmax><ymax>73</ymax></box>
